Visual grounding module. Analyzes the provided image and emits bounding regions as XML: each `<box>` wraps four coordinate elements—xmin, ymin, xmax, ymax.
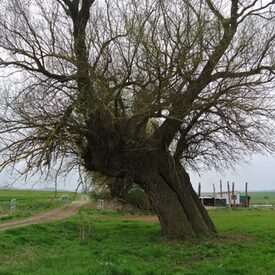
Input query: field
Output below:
<box><xmin>1</xmin><ymin>205</ymin><xmax>275</xmax><ymax>274</ymax></box>
<box><xmin>248</xmin><ymin>192</ymin><xmax>275</xmax><ymax>205</ymax></box>
<box><xmin>0</xmin><ymin>189</ymin><xmax>78</xmax><ymax>222</ymax></box>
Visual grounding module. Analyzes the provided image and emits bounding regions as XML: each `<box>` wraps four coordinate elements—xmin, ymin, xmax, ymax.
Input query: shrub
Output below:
<box><xmin>125</xmin><ymin>185</ymin><xmax>152</xmax><ymax>211</ymax></box>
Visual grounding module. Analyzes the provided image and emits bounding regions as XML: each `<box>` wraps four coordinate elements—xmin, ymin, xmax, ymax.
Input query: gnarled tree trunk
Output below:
<box><xmin>134</xmin><ymin>153</ymin><xmax>216</xmax><ymax>239</ymax></box>
<box><xmin>83</xmin><ymin>114</ymin><xmax>216</xmax><ymax>239</ymax></box>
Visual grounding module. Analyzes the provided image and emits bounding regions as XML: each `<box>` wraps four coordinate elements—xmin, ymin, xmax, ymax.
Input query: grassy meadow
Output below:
<box><xmin>248</xmin><ymin>192</ymin><xmax>275</xmax><ymax>205</ymax></box>
<box><xmin>0</xmin><ymin>189</ymin><xmax>78</xmax><ymax>222</ymax></box>
<box><xmin>1</xmin><ymin>206</ymin><xmax>275</xmax><ymax>274</ymax></box>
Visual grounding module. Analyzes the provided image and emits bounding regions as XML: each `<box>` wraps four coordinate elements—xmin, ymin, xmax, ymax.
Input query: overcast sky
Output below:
<box><xmin>189</xmin><ymin>154</ymin><xmax>275</xmax><ymax>193</ymax></box>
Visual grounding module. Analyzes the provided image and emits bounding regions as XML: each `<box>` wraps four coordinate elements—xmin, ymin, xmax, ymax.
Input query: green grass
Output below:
<box><xmin>0</xmin><ymin>189</ymin><xmax>79</xmax><ymax>222</ymax></box>
<box><xmin>248</xmin><ymin>192</ymin><xmax>275</xmax><ymax>205</ymax></box>
<box><xmin>1</xmin><ymin>207</ymin><xmax>275</xmax><ymax>274</ymax></box>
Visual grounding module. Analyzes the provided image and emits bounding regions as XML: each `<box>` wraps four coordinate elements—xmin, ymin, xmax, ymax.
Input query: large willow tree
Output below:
<box><xmin>0</xmin><ymin>0</ymin><xmax>274</xmax><ymax>238</ymax></box>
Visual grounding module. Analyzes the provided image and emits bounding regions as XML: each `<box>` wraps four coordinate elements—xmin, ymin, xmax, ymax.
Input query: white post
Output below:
<box><xmin>97</xmin><ymin>199</ymin><xmax>104</xmax><ymax>209</ymax></box>
<box><xmin>10</xmin><ymin>199</ymin><xmax>16</xmax><ymax>213</ymax></box>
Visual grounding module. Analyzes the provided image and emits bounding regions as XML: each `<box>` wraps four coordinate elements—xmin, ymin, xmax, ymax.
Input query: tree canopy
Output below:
<box><xmin>0</xmin><ymin>0</ymin><xmax>274</xmax><ymax>238</ymax></box>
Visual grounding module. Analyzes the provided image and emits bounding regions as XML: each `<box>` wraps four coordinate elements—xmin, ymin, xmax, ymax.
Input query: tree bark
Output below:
<box><xmin>83</xmin><ymin>126</ymin><xmax>216</xmax><ymax>239</ymax></box>
<box><xmin>134</xmin><ymin>154</ymin><xmax>216</xmax><ymax>239</ymax></box>
<box><xmin>158</xmin><ymin>159</ymin><xmax>216</xmax><ymax>235</ymax></box>
<box><xmin>137</xmin><ymin>167</ymin><xmax>195</xmax><ymax>238</ymax></box>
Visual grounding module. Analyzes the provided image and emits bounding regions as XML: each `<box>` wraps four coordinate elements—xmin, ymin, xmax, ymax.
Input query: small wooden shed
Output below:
<box><xmin>216</xmin><ymin>191</ymin><xmax>240</xmax><ymax>205</ymax></box>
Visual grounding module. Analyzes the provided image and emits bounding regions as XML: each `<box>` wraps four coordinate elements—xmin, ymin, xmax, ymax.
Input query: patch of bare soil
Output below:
<box><xmin>0</xmin><ymin>200</ymin><xmax>89</xmax><ymax>231</ymax></box>
<box><xmin>118</xmin><ymin>215</ymin><xmax>158</xmax><ymax>222</ymax></box>
<box><xmin>218</xmin><ymin>232</ymin><xmax>258</xmax><ymax>244</ymax></box>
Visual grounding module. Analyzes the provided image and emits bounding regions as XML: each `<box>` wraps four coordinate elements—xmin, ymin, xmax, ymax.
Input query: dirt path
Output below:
<box><xmin>0</xmin><ymin>200</ymin><xmax>89</xmax><ymax>231</ymax></box>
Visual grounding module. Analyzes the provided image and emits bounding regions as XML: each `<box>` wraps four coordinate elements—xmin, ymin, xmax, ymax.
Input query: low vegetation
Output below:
<box><xmin>248</xmin><ymin>192</ymin><xmax>275</xmax><ymax>205</ymax></box>
<box><xmin>0</xmin><ymin>189</ymin><xmax>78</xmax><ymax>222</ymax></box>
<box><xmin>1</xmin><ymin>205</ymin><xmax>275</xmax><ymax>274</ymax></box>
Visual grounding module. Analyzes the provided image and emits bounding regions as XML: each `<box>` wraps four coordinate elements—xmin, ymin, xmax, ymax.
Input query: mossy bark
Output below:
<box><xmin>134</xmin><ymin>154</ymin><xmax>216</xmax><ymax>239</ymax></box>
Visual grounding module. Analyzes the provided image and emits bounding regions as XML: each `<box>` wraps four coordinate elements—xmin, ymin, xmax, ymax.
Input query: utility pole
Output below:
<box><xmin>245</xmin><ymin>182</ymin><xmax>249</xmax><ymax>207</ymax></box>
<box><xmin>213</xmin><ymin>184</ymin><xmax>216</xmax><ymax>206</ymax></box>
<box><xmin>232</xmin><ymin>182</ymin><xmax>236</xmax><ymax>206</ymax></box>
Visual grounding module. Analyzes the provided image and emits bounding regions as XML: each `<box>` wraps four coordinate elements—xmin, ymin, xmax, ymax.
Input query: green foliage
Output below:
<box><xmin>90</xmin><ymin>182</ymin><xmax>152</xmax><ymax>212</ymax></box>
<box><xmin>77</xmin><ymin>208</ymin><xmax>93</xmax><ymax>243</ymax></box>
<box><xmin>87</xmin><ymin>171</ymin><xmax>114</xmax><ymax>201</ymax></box>
<box><xmin>1</xmin><ymin>207</ymin><xmax>275</xmax><ymax>274</ymax></box>
<box><xmin>90</xmin><ymin>189</ymin><xmax>112</xmax><ymax>201</ymax></box>
<box><xmin>124</xmin><ymin>186</ymin><xmax>152</xmax><ymax>211</ymax></box>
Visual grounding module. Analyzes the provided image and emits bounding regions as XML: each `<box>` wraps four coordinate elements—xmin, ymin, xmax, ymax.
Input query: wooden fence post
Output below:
<box><xmin>245</xmin><ymin>182</ymin><xmax>249</xmax><ymax>207</ymax></box>
<box><xmin>232</xmin><ymin>182</ymin><xmax>236</xmax><ymax>206</ymax></box>
<box><xmin>227</xmin><ymin>181</ymin><xmax>231</xmax><ymax>208</ymax></box>
<box><xmin>213</xmin><ymin>184</ymin><xmax>216</xmax><ymax>206</ymax></box>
